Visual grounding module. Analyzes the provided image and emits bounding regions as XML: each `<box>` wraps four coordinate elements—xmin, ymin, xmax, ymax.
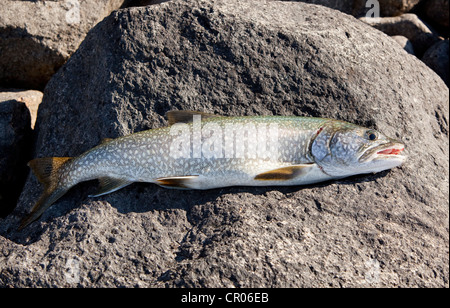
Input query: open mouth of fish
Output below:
<box><xmin>360</xmin><ymin>143</ymin><xmax>406</xmax><ymax>162</ymax></box>
<box><xmin>376</xmin><ymin>145</ymin><xmax>405</xmax><ymax>156</ymax></box>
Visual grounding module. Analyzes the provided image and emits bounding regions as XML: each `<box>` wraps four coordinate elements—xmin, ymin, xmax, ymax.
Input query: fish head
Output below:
<box><xmin>311</xmin><ymin>121</ymin><xmax>406</xmax><ymax>178</ymax></box>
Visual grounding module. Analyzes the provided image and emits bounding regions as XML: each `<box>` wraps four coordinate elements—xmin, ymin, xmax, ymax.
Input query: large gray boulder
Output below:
<box><xmin>0</xmin><ymin>0</ymin><xmax>448</xmax><ymax>287</ymax></box>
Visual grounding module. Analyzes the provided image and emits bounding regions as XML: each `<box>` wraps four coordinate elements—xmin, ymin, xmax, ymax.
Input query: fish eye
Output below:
<box><xmin>366</xmin><ymin>130</ymin><xmax>378</xmax><ymax>141</ymax></box>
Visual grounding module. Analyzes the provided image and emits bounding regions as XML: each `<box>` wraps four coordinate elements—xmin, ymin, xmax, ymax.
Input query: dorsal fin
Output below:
<box><xmin>100</xmin><ymin>138</ymin><xmax>113</xmax><ymax>145</ymax></box>
<box><xmin>166</xmin><ymin>110</ymin><xmax>221</xmax><ymax>125</ymax></box>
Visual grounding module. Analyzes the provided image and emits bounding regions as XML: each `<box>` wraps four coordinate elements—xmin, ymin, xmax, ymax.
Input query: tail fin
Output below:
<box><xmin>19</xmin><ymin>157</ymin><xmax>72</xmax><ymax>230</ymax></box>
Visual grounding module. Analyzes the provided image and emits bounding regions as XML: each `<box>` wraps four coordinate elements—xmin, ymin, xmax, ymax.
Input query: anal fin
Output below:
<box><xmin>156</xmin><ymin>175</ymin><xmax>199</xmax><ymax>189</ymax></box>
<box><xmin>254</xmin><ymin>164</ymin><xmax>316</xmax><ymax>181</ymax></box>
<box><xmin>89</xmin><ymin>177</ymin><xmax>134</xmax><ymax>197</ymax></box>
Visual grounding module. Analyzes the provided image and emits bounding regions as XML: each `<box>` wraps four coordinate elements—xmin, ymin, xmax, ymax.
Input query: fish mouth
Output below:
<box><xmin>360</xmin><ymin>142</ymin><xmax>406</xmax><ymax>162</ymax></box>
<box><xmin>375</xmin><ymin>144</ymin><xmax>405</xmax><ymax>156</ymax></box>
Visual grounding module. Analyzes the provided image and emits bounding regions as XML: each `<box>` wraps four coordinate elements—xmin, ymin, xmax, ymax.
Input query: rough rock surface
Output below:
<box><xmin>0</xmin><ymin>0</ymin><xmax>127</xmax><ymax>89</ymax></box>
<box><xmin>282</xmin><ymin>0</ymin><xmax>364</xmax><ymax>16</ymax></box>
<box><xmin>0</xmin><ymin>0</ymin><xmax>448</xmax><ymax>287</ymax></box>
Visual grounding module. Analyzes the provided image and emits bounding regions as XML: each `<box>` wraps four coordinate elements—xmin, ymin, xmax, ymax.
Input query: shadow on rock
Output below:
<box><xmin>0</xmin><ymin>170</ymin><xmax>391</xmax><ymax>246</ymax></box>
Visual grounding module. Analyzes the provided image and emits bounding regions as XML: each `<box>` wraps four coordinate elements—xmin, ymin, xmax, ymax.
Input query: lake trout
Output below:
<box><xmin>19</xmin><ymin>110</ymin><xmax>406</xmax><ymax>229</ymax></box>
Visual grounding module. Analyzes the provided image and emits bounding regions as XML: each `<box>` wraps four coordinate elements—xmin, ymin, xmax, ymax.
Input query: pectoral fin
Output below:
<box><xmin>156</xmin><ymin>175</ymin><xmax>199</xmax><ymax>189</ymax></box>
<box><xmin>89</xmin><ymin>177</ymin><xmax>133</xmax><ymax>197</ymax></box>
<box><xmin>254</xmin><ymin>164</ymin><xmax>316</xmax><ymax>181</ymax></box>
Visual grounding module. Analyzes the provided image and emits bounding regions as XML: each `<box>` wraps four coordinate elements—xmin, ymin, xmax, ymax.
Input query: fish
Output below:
<box><xmin>19</xmin><ymin>110</ymin><xmax>406</xmax><ymax>229</ymax></box>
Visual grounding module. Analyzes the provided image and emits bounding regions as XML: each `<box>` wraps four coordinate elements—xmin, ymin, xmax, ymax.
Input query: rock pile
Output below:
<box><xmin>296</xmin><ymin>0</ymin><xmax>449</xmax><ymax>85</ymax></box>
<box><xmin>0</xmin><ymin>0</ymin><xmax>448</xmax><ymax>287</ymax></box>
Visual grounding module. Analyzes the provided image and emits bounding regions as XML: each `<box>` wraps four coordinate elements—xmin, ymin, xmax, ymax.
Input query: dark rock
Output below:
<box><xmin>126</xmin><ymin>0</ymin><xmax>171</xmax><ymax>6</ymax></box>
<box><xmin>0</xmin><ymin>0</ymin><xmax>127</xmax><ymax>90</ymax></box>
<box><xmin>0</xmin><ymin>0</ymin><xmax>448</xmax><ymax>287</ymax></box>
<box><xmin>378</xmin><ymin>0</ymin><xmax>421</xmax><ymax>16</ymax></box>
<box><xmin>422</xmin><ymin>39</ymin><xmax>449</xmax><ymax>86</ymax></box>
<box><xmin>423</xmin><ymin>0</ymin><xmax>449</xmax><ymax>28</ymax></box>
<box><xmin>0</xmin><ymin>100</ymin><xmax>32</xmax><ymax>218</ymax></box>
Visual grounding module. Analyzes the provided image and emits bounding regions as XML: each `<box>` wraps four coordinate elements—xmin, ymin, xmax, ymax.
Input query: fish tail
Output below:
<box><xmin>19</xmin><ymin>157</ymin><xmax>73</xmax><ymax>230</ymax></box>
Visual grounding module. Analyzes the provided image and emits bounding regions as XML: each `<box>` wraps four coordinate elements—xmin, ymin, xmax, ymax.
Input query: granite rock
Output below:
<box><xmin>0</xmin><ymin>0</ymin><xmax>448</xmax><ymax>287</ymax></box>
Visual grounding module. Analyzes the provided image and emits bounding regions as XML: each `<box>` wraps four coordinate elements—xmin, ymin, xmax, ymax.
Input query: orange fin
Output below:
<box><xmin>156</xmin><ymin>175</ymin><xmax>199</xmax><ymax>189</ymax></box>
<box><xmin>27</xmin><ymin>157</ymin><xmax>72</xmax><ymax>186</ymax></box>
<box><xmin>254</xmin><ymin>164</ymin><xmax>315</xmax><ymax>181</ymax></box>
<box><xmin>19</xmin><ymin>157</ymin><xmax>72</xmax><ymax>230</ymax></box>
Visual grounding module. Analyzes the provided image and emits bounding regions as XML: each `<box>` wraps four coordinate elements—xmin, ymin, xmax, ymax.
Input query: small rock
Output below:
<box><xmin>360</xmin><ymin>14</ymin><xmax>432</xmax><ymax>38</ymax></box>
<box><xmin>360</xmin><ymin>13</ymin><xmax>441</xmax><ymax>56</ymax></box>
<box><xmin>378</xmin><ymin>0</ymin><xmax>421</xmax><ymax>16</ymax></box>
<box><xmin>391</xmin><ymin>35</ymin><xmax>415</xmax><ymax>54</ymax></box>
<box><xmin>422</xmin><ymin>39</ymin><xmax>449</xmax><ymax>86</ymax></box>
<box><xmin>0</xmin><ymin>90</ymin><xmax>43</xmax><ymax>129</ymax></box>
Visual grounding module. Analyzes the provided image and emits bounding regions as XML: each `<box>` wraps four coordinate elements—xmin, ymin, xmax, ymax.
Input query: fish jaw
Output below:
<box><xmin>357</xmin><ymin>142</ymin><xmax>407</xmax><ymax>173</ymax></box>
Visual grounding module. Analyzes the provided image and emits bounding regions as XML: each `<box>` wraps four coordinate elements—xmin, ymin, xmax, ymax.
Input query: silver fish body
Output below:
<box><xmin>67</xmin><ymin>116</ymin><xmax>327</xmax><ymax>188</ymax></box>
<box><xmin>20</xmin><ymin>111</ymin><xmax>406</xmax><ymax>228</ymax></box>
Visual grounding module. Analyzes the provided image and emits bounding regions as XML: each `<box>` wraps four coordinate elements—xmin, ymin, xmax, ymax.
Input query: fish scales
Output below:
<box><xmin>64</xmin><ymin>116</ymin><xmax>326</xmax><ymax>187</ymax></box>
<box><xmin>19</xmin><ymin>111</ymin><xmax>406</xmax><ymax>229</ymax></box>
